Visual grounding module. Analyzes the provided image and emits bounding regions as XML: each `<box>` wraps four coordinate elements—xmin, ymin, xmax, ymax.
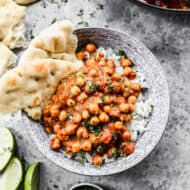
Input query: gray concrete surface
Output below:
<box><xmin>2</xmin><ymin>0</ymin><xmax>190</xmax><ymax>189</ymax></box>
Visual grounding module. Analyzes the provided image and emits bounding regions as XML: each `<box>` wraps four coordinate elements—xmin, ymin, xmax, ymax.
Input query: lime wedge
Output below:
<box><xmin>0</xmin><ymin>127</ymin><xmax>15</xmax><ymax>172</ymax></box>
<box><xmin>0</xmin><ymin>157</ymin><xmax>23</xmax><ymax>190</ymax></box>
<box><xmin>24</xmin><ymin>162</ymin><xmax>40</xmax><ymax>190</ymax></box>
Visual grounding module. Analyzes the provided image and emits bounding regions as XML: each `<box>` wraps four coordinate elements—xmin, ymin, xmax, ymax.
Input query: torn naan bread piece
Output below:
<box><xmin>0</xmin><ymin>59</ymin><xmax>83</xmax><ymax>120</ymax></box>
<box><xmin>0</xmin><ymin>20</ymin><xmax>83</xmax><ymax>120</ymax></box>
<box><xmin>0</xmin><ymin>0</ymin><xmax>26</xmax><ymax>49</ymax></box>
<box><xmin>14</xmin><ymin>0</ymin><xmax>38</xmax><ymax>5</ymax></box>
<box><xmin>19</xmin><ymin>20</ymin><xmax>78</xmax><ymax>65</ymax></box>
<box><xmin>0</xmin><ymin>43</ymin><xmax>17</xmax><ymax>77</ymax></box>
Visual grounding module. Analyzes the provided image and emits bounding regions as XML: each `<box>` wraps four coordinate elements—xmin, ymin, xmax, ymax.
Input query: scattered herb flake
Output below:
<box><xmin>29</xmin><ymin>29</ymin><xmax>34</xmax><ymax>39</ymax></box>
<box><xmin>89</xmin><ymin>11</ymin><xmax>96</xmax><ymax>18</ymax></box>
<box><xmin>108</xmin><ymin>83</ymin><xmax>114</xmax><ymax>90</ymax></box>
<box><xmin>78</xmin><ymin>21</ymin><xmax>89</xmax><ymax>27</ymax></box>
<box><xmin>97</xmin><ymin>3</ymin><xmax>104</xmax><ymax>10</ymax></box>
<box><xmin>77</xmin><ymin>9</ymin><xmax>84</xmax><ymax>17</ymax></box>
<box><xmin>51</xmin><ymin>18</ymin><xmax>57</xmax><ymax>24</ymax></box>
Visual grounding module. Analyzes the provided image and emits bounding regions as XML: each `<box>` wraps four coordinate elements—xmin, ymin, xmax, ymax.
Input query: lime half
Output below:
<box><xmin>24</xmin><ymin>162</ymin><xmax>40</xmax><ymax>190</ymax></box>
<box><xmin>0</xmin><ymin>127</ymin><xmax>15</xmax><ymax>172</ymax></box>
<box><xmin>0</xmin><ymin>157</ymin><xmax>23</xmax><ymax>190</ymax></box>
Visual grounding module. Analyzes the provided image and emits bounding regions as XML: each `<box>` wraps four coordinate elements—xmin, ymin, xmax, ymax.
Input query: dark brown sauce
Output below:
<box><xmin>144</xmin><ymin>0</ymin><xmax>190</xmax><ymax>9</ymax></box>
<box><xmin>74</xmin><ymin>186</ymin><xmax>98</xmax><ymax>190</ymax></box>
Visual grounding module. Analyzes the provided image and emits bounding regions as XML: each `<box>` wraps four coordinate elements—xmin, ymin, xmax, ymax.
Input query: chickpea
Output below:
<box><xmin>53</xmin><ymin>124</ymin><xmax>62</xmax><ymax>133</ymax></box>
<box><xmin>85</xmin><ymin>58</ymin><xmax>96</xmax><ymax>66</ymax></box>
<box><xmin>121</xmin><ymin>130</ymin><xmax>131</xmax><ymax>141</ymax></box>
<box><xmin>50</xmin><ymin>105</ymin><xmax>60</xmax><ymax>118</ymax></box>
<box><xmin>90</xmin><ymin>116</ymin><xmax>100</xmax><ymax>126</ymax></box>
<box><xmin>123</xmin><ymin>142</ymin><xmax>135</xmax><ymax>155</ymax></box>
<box><xmin>99</xmin><ymin>112</ymin><xmax>109</xmax><ymax>123</ymax></box>
<box><xmin>112</xmin><ymin>81</ymin><xmax>121</xmax><ymax>93</ymax></box>
<box><xmin>103</xmin><ymin>95</ymin><xmax>111</xmax><ymax>104</ymax></box>
<box><xmin>123</xmin><ymin>67</ymin><xmax>133</xmax><ymax>77</ymax></box>
<box><xmin>110</xmin><ymin>107</ymin><xmax>120</xmax><ymax>118</ymax></box>
<box><xmin>128</xmin><ymin>71</ymin><xmax>136</xmax><ymax>80</ymax></box>
<box><xmin>119</xmin><ymin>103</ymin><xmax>130</xmax><ymax>113</ymax></box>
<box><xmin>81</xmin><ymin>140</ymin><xmax>92</xmax><ymax>152</ymax></box>
<box><xmin>76</xmin><ymin>77</ymin><xmax>85</xmax><ymax>86</ymax></box>
<box><xmin>103</xmin><ymin>67</ymin><xmax>114</xmax><ymax>75</ymax></box>
<box><xmin>114</xmin><ymin>121</ymin><xmax>124</xmax><ymax>130</ymax></box>
<box><xmin>121</xmin><ymin>58</ymin><xmax>132</xmax><ymax>67</ymax></box>
<box><xmin>86</xmin><ymin>43</ymin><xmax>96</xmax><ymax>53</ymax></box>
<box><xmin>76</xmin><ymin>51</ymin><xmax>85</xmax><ymax>60</ymax></box>
<box><xmin>73</xmin><ymin>112</ymin><xmax>82</xmax><ymax>123</ymax></box>
<box><xmin>107</xmin><ymin>59</ymin><xmax>115</xmax><ymax>67</ymax></box>
<box><xmin>59</xmin><ymin>110</ymin><xmax>67</xmax><ymax>121</ymax></box>
<box><xmin>129</xmin><ymin>104</ymin><xmax>136</xmax><ymax>112</ymax></box>
<box><xmin>103</xmin><ymin>105</ymin><xmax>111</xmax><ymax>114</ymax></box>
<box><xmin>88</xmin><ymin>103</ymin><xmax>99</xmax><ymax>115</ymax></box>
<box><xmin>72</xmin><ymin>141</ymin><xmax>81</xmax><ymax>153</ymax></box>
<box><xmin>57</xmin><ymin>130</ymin><xmax>69</xmax><ymax>141</ymax></box>
<box><xmin>82</xmin><ymin>110</ymin><xmax>90</xmax><ymax>119</ymax></box>
<box><xmin>45</xmin><ymin>127</ymin><xmax>52</xmax><ymax>134</ymax></box>
<box><xmin>70</xmin><ymin>85</ymin><xmax>81</xmax><ymax>96</ymax></box>
<box><xmin>84</xmin><ymin>85</ymin><xmax>91</xmax><ymax>94</ymax></box>
<box><xmin>112</xmin><ymin>73</ymin><xmax>121</xmax><ymax>81</ymax></box>
<box><xmin>128</xmin><ymin>95</ymin><xmax>137</xmax><ymax>104</ymax></box>
<box><xmin>67</xmin><ymin>99</ymin><xmax>75</xmax><ymax>107</ymax></box>
<box><xmin>65</xmin><ymin>123</ymin><xmax>77</xmax><ymax>135</ymax></box>
<box><xmin>92</xmin><ymin>155</ymin><xmax>103</xmax><ymax>166</ymax></box>
<box><xmin>77</xmin><ymin>92</ymin><xmax>88</xmax><ymax>103</ymax></box>
<box><xmin>130</xmin><ymin>83</ymin><xmax>141</xmax><ymax>91</ymax></box>
<box><xmin>77</xmin><ymin>127</ymin><xmax>89</xmax><ymax>138</ymax></box>
<box><xmin>98</xmin><ymin>52</ymin><xmax>104</xmax><ymax>58</ymax></box>
<box><xmin>50</xmin><ymin>137</ymin><xmax>61</xmax><ymax>150</ymax></box>
<box><xmin>107</xmin><ymin>147</ymin><xmax>117</xmax><ymax>158</ymax></box>
<box><xmin>120</xmin><ymin>114</ymin><xmax>132</xmax><ymax>122</ymax></box>
<box><xmin>89</xmin><ymin>69</ymin><xmax>97</xmax><ymax>77</ymax></box>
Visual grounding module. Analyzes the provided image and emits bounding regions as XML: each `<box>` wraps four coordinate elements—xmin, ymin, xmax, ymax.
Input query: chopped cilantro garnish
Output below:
<box><xmin>87</xmin><ymin>81</ymin><xmax>98</xmax><ymax>92</ymax></box>
<box><xmin>108</xmin><ymin>83</ymin><xmax>114</xmax><ymax>90</ymax></box>
<box><xmin>76</xmin><ymin>151</ymin><xmax>86</xmax><ymax>164</ymax></box>
<box><xmin>125</xmin><ymin>87</ymin><xmax>129</xmax><ymax>93</ymax></box>
<box><xmin>101</xmin><ymin>95</ymin><xmax>106</xmax><ymax>104</ymax></box>
<box><xmin>84</xmin><ymin>120</ymin><xmax>102</xmax><ymax>136</ymax></box>
<box><xmin>118</xmin><ymin>50</ymin><xmax>127</xmax><ymax>57</ymax></box>
<box><xmin>96</xmin><ymin>145</ymin><xmax>103</xmax><ymax>153</ymax></box>
<box><xmin>66</xmin><ymin>113</ymin><xmax>73</xmax><ymax>120</ymax></box>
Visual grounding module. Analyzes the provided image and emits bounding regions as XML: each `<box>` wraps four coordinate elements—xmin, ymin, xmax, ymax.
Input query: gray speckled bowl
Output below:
<box><xmin>24</xmin><ymin>27</ymin><xmax>170</xmax><ymax>176</ymax></box>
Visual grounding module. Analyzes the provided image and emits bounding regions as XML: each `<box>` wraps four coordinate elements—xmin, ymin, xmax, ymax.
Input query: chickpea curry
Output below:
<box><xmin>42</xmin><ymin>43</ymin><xmax>142</xmax><ymax>167</ymax></box>
<box><xmin>144</xmin><ymin>0</ymin><xmax>190</xmax><ymax>9</ymax></box>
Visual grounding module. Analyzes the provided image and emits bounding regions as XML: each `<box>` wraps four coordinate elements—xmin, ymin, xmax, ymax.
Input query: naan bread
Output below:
<box><xmin>0</xmin><ymin>59</ymin><xmax>82</xmax><ymax>120</ymax></box>
<box><xmin>14</xmin><ymin>0</ymin><xmax>37</xmax><ymax>5</ymax></box>
<box><xmin>0</xmin><ymin>43</ymin><xmax>17</xmax><ymax>77</ymax></box>
<box><xmin>0</xmin><ymin>20</ymin><xmax>82</xmax><ymax>120</ymax></box>
<box><xmin>0</xmin><ymin>0</ymin><xmax>26</xmax><ymax>49</ymax></box>
<box><xmin>19</xmin><ymin>20</ymin><xmax>77</xmax><ymax>64</ymax></box>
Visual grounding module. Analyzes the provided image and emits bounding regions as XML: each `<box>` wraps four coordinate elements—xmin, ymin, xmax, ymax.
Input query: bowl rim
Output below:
<box><xmin>25</xmin><ymin>26</ymin><xmax>170</xmax><ymax>176</ymax></box>
<box><xmin>69</xmin><ymin>182</ymin><xmax>103</xmax><ymax>190</ymax></box>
